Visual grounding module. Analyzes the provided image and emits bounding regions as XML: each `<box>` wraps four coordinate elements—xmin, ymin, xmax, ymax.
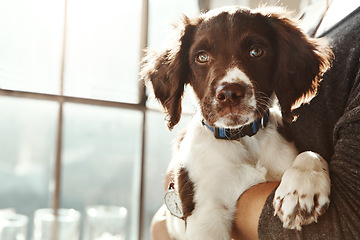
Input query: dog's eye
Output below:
<box><xmin>249</xmin><ymin>46</ymin><xmax>264</xmax><ymax>58</ymax></box>
<box><xmin>195</xmin><ymin>52</ymin><xmax>210</xmax><ymax>63</ymax></box>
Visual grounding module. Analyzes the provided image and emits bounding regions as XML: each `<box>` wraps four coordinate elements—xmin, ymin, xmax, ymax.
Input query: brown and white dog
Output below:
<box><xmin>141</xmin><ymin>6</ymin><xmax>333</xmax><ymax>240</ymax></box>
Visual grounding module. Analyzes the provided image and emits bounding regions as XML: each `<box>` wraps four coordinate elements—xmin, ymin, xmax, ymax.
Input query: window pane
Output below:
<box><xmin>64</xmin><ymin>0</ymin><xmax>142</xmax><ymax>103</ymax></box>
<box><xmin>142</xmin><ymin>111</ymin><xmax>173</xmax><ymax>240</ymax></box>
<box><xmin>148</xmin><ymin>0</ymin><xmax>199</xmax><ymax>49</ymax></box>
<box><xmin>0</xmin><ymin>0</ymin><xmax>64</xmax><ymax>94</ymax></box>
<box><xmin>146</xmin><ymin>0</ymin><xmax>199</xmax><ymax>113</ymax></box>
<box><xmin>61</xmin><ymin>103</ymin><xmax>143</xmax><ymax>239</ymax></box>
<box><xmin>0</xmin><ymin>97</ymin><xmax>58</xmax><ymax>238</ymax></box>
<box><xmin>142</xmin><ymin>111</ymin><xmax>191</xmax><ymax>240</ymax></box>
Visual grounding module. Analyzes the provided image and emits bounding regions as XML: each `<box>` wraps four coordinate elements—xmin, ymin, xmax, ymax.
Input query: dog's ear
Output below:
<box><xmin>265</xmin><ymin>10</ymin><xmax>333</xmax><ymax>122</ymax></box>
<box><xmin>140</xmin><ymin>17</ymin><xmax>198</xmax><ymax>129</ymax></box>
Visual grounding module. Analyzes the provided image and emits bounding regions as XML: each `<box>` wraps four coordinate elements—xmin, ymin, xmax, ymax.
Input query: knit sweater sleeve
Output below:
<box><xmin>258</xmin><ymin>8</ymin><xmax>360</xmax><ymax>240</ymax></box>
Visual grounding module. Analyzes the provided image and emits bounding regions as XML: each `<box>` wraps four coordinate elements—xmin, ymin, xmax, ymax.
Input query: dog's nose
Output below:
<box><xmin>216</xmin><ymin>83</ymin><xmax>245</xmax><ymax>102</ymax></box>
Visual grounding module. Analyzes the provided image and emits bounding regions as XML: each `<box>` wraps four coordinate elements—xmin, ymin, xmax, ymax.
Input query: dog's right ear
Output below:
<box><xmin>140</xmin><ymin>17</ymin><xmax>198</xmax><ymax>129</ymax></box>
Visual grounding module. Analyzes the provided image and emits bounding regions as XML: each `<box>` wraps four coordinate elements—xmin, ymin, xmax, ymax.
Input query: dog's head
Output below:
<box><xmin>141</xmin><ymin>6</ymin><xmax>333</xmax><ymax>129</ymax></box>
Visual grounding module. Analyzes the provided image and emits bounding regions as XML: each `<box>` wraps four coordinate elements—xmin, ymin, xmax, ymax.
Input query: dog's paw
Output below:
<box><xmin>273</xmin><ymin>152</ymin><xmax>330</xmax><ymax>230</ymax></box>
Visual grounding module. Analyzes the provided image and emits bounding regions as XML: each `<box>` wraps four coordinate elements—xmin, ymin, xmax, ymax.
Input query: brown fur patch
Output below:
<box><xmin>178</xmin><ymin>167</ymin><xmax>195</xmax><ymax>220</ymax></box>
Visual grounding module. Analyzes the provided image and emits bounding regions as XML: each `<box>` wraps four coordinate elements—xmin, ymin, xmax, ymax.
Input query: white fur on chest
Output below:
<box><xmin>170</xmin><ymin>108</ymin><xmax>298</xmax><ymax>240</ymax></box>
<box><xmin>179</xmin><ymin>109</ymin><xmax>296</xmax><ymax>182</ymax></box>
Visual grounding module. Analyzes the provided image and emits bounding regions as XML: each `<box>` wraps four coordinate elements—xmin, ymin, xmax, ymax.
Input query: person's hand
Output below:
<box><xmin>151</xmin><ymin>204</ymin><xmax>172</xmax><ymax>240</ymax></box>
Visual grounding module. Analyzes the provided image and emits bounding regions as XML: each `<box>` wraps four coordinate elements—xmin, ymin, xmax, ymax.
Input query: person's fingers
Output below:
<box><xmin>151</xmin><ymin>204</ymin><xmax>172</xmax><ymax>240</ymax></box>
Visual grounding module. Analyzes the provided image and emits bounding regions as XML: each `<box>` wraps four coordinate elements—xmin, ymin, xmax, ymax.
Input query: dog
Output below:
<box><xmin>141</xmin><ymin>6</ymin><xmax>333</xmax><ymax>240</ymax></box>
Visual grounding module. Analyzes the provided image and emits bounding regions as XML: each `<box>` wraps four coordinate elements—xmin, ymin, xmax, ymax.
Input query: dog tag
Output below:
<box><xmin>164</xmin><ymin>188</ymin><xmax>184</xmax><ymax>219</ymax></box>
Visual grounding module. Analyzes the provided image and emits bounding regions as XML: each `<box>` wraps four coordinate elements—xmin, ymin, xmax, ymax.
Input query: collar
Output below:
<box><xmin>202</xmin><ymin>109</ymin><xmax>270</xmax><ymax>140</ymax></box>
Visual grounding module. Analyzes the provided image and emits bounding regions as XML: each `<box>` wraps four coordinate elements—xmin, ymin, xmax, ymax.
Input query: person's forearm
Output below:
<box><xmin>232</xmin><ymin>182</ymin><xmax>279</xmax><ymax>240</ymax></box>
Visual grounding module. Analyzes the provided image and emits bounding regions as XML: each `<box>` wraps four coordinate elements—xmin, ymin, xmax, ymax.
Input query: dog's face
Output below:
<box><xmin>188</xmin><ymin>9</ymin><xmax>276</xmax><ymax>127</ymax></box>
<box><xmin>141</xmin><ymin>7</ymin><xmax>333</xmax><ymax>129</ymax></box>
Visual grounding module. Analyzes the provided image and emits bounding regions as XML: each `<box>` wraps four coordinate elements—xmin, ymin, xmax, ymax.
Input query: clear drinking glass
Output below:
<box><xmin>32</xmin><ymin>208</ymin><xmax>81</xmax><ymax>240</ymax></box>
<box><xmin>83</xmin><ymin>205</ymin><xmax>127</xmax><ymax>240</ymax></box>
<box><xmin>0</xmin><ymin>213</ymin><xmax>28</xmax><ymax>240</ymax></box>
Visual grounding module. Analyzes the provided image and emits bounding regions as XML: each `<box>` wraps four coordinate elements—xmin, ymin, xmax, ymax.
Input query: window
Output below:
<box><xmin>0</xmin><ymin>0</ymin><xmax>145</xmax><ymax>238</ymax></box>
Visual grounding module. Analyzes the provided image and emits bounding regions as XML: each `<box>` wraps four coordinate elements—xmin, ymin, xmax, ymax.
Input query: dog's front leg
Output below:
<box><xmin>273</xmin><ymin>151</ymin><xmax>331</xmax><ymax>230</ymax></box>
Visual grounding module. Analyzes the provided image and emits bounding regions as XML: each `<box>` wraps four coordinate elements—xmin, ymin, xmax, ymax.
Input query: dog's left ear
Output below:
<box><xmin>266</xmin><ymin>10</ymin><xmax>333</xmax><ymax>122</ymax></box>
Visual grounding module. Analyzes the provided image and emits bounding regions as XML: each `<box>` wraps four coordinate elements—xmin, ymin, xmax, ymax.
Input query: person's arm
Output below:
<box><xmin>232</xmin><ymin>182</ymin><xmax>279</xmax><ymax>240</ymax></box>
<box><xmin>151</xmin><ymin>204</ymin><xmax>173</xmax><ymax>240</ymax></box>
<box><xmin>150</xmin><ymin>167</ymin><xmax>175</xmax><ymax>240</ymax></box>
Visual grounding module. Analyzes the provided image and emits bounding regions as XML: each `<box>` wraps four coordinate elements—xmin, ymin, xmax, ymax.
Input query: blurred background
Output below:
<box><xmin>0</xmin><ymin>0</ymin><xmax>311</xmax><ymax>239</ymax></box>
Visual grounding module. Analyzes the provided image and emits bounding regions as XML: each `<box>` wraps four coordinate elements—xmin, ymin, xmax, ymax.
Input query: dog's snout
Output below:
<box><xmin>216</xmin><ymin>83</ymin><xmax>245</xmax><ymax>102</ymax></box>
